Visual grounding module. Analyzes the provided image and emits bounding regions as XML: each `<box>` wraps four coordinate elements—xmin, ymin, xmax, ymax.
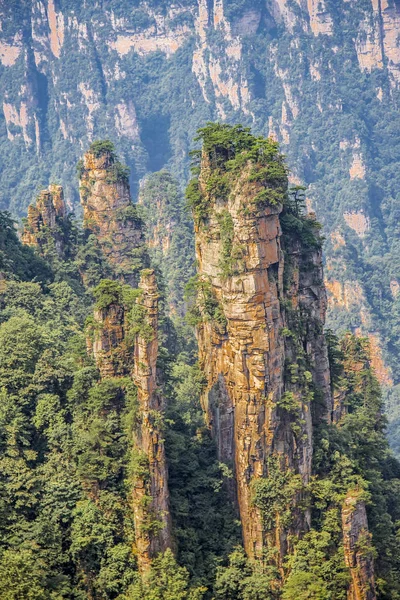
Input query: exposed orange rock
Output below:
<box><xmin>22</xmin><ymin>184</ymin><xmax>67</xmax><ymax>257</ymax></box>
<box><xmin>356</xmin><ymin>0</ymin><xmax>400</xmax><ymax>85</ymax></box>
<box><xmin>80</xmin><ymin>148</ymin><xmax>147</xmax><ymax>285</ymax></box>
<box><xmin>0</xmin><ymin>33</ymin><xmax>22</xmax><ymax>67</ymax></box>
<box><xmin>342</xmin><ymin>490</ymin><xmax>377</xmax><ymax>600</ymax></box>
<box><xmin>325</xmin><ymin>277</ymin><xmax>392</xmax><ymax>386</ymax></box>
<box><xmin>307</xmin><ymin>0</ymin><xmax>333</xmax><ymax>36</ymax></box>
<box><xmin>131</xmin><ymin>270</ymin><xmax>173</xmax><ymax>571</ymax></box>
<box><xmin>3</xmin><ymin>99</ymin><xmax>39</xmax><ymax>148</ymax></box>
<box><xmin>47</xmin><ymin>0</ymin><xmax>65</xmax><ymax>58</ymax></box>
<box><xmin>193</xmin><ymin>150</ymin><xmax>331</xmax><ymax>563</ymax></box>
<box><xmin>326</xmin><ymin>279</ymin><xmax>365</xmax><ymax>311</ymax></box>
<box><xmin>110</xmin><ymin>30</ymin><xmax>189</xmax><ymax>58</ymax></box>
<box><xmin>349</xmin><ymin>154</ymin><xmax>366</xmax><ymax>180</ymax></box>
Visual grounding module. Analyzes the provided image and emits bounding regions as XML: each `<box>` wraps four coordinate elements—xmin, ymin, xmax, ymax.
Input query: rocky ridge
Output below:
<box><xmin>189</xmin><ymin>129</ymin><xmax>330</xmax><ymax>561</ymax></box>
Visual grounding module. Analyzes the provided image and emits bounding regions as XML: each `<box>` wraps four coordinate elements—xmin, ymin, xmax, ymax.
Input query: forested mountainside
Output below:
<box><xmin>2</xmin><ymin>0</ymin><xmax>400</xmax><ymax>448</ymax></box>
<box><xmin>1</xmin><ymin>126</ymin><xmax>400</xmax><ymax>599</ymax></box>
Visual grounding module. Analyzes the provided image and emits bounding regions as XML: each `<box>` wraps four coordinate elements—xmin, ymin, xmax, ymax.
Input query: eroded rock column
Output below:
<box><xmin>132</xmin><ymin>269</ymin><xmax>172</xmax><ymax>571</ymax></box>
<box><xmin>191</xmin><ymin>133</ymin><xmax>331</xmax><ymax>563</ymax></box>
<box><xmin>22</xmin><ymin>184</ymin><xmax>67</xmax><ymax>257</ymax></box>
<box><xmin>79</xmin><ymin>147</ymin><xmax>147</xmax><ymax>284</ymax></box>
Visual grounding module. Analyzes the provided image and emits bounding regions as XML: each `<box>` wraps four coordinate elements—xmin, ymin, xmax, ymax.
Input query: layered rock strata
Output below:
<box><xmin>22</xmin><ymin>184</ymin><xmax>67</xmax><ymax>257</ymax></box>
<box><xmin>79</xmin><ymin>148</ymin><xmax>147</xmax><ymax>285</ymax></box>
<box><xmin>192</xmin><ymin>144</ymin><xmax>331</xmax><ymax>563</ymax></box>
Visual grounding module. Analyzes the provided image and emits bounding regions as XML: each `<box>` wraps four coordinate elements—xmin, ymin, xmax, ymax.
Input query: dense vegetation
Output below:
<box><xmin>0</xmin><ymin>130</ymin><xmax>399</xmax><ymax>599</ymax></box>
<box><xmin>138</xmin><ymin>170</ymin><xmax>195</xmax><ymax>316</ymax></box>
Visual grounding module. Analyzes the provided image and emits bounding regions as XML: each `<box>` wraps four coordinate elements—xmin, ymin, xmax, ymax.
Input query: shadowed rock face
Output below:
<box><xmin>193</xmin><ymin>148</ymin><xmax>331</xmax><ymax>563</ymax></box>
<box><xmin>342</xmin><ymin>491</ymin><xmax>377</xmax><ymax>600</ymax></box>
<box><xmin>80</xmin><ymin>150</ymin><xmax>147</xmax><ymax>285</ymax></box>
<box><xmin>22</xmin><ymin>184</ymin><xmax>67</xmax><ymax>257</ymax></box>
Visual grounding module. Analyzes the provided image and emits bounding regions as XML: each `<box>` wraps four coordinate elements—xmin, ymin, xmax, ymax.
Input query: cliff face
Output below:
<box><xmin>191</xmin><ymin>129</ymin><xmax>331</xmax><ymax>562</ymax></box>
<box><xmin>22</xmin><ymin>184</ymin><xmax>67</xmax><ymax>258</ymax></box>
<box><xmin>342</xmin><ymin>491</ymin><xmax>377</xmax><ymax>600</ymax></box>
<box><xmin>80</xmin><ymin>148</ymin><xmax>147</xmax><ymax>285</ymax></box>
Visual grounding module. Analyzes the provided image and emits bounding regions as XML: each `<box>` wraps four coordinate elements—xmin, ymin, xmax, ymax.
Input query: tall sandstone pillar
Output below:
<box><xmin>81</xmin><ymin>144</ymin><xmax>172</xmax><ymax>571</ymax></box>
<box><xmin>89</xmin><ymin>272</ymin><xmax>172</xmax><ymax>571</ymax></box>
<box><xmin>79</xmin><ymin>145</ymin><xmax>147</xmax><ymax>285</ymax></box>
<box><xmin>22</xmin><ymin>184</ymin><xmax>68</xmax><ymax>258</ymax></box>
<box><xmin>191</xmin><ymin>131</ymin><xmax>331</xmax><ymax>564</ymax></box>
<box><xmin>342</xmin><ymin>491</ymin><xmax>377</xmax><ymax>600</ymax></box>
<box><xmin>131</xmin><ymin>270</ymin><xmax>173</xmax><ymax>570</ymax></box>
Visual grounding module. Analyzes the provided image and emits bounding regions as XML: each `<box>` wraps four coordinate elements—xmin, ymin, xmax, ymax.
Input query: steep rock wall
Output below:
<box><xmin>191</xmin><ymin>133</ymin><xmax>331</xmax><ymax>562</ymax></box>
<box><xmin>131</xmin><ymin>269</ymin><xmax>173</xmax><ymax>571</ymax></box>
<box><xmin>91</xmin><ymin>302</ymin><xmax>129</xmax><ymax>379</ymax></box>
<box><xmin>88</xmin><ymin>271</ymin><xmax>172</xmax><ymax>572</ymax></box>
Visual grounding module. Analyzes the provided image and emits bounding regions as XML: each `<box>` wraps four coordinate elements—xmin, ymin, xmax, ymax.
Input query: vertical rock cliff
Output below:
<box><xmin>189</xmin><ymin>124</ymin><xmax>332</xmax><ymax>563</ymax></box>
<box><xmin>91</xmin><ymin>299</ymin><xmax>129</xmax><ymax>379</ymax></box>
<box><xmin>80</xmin><ymin>143</ymin><xmax>172</xmax><ymax>571</ymax></box>
<box><xmin>79</xmin><ymin>143</ymin><xmax>147</xmax><ymax>285</ymax></box>
<box><xmin>22</xmin><ymin>184</ymin><xmax>68</xmax><ymax>258</ymax></box>
<box><xmin>131</xmin><ymin>269</ymin><xmax>172</xmax><ymax>571</ymax></box>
